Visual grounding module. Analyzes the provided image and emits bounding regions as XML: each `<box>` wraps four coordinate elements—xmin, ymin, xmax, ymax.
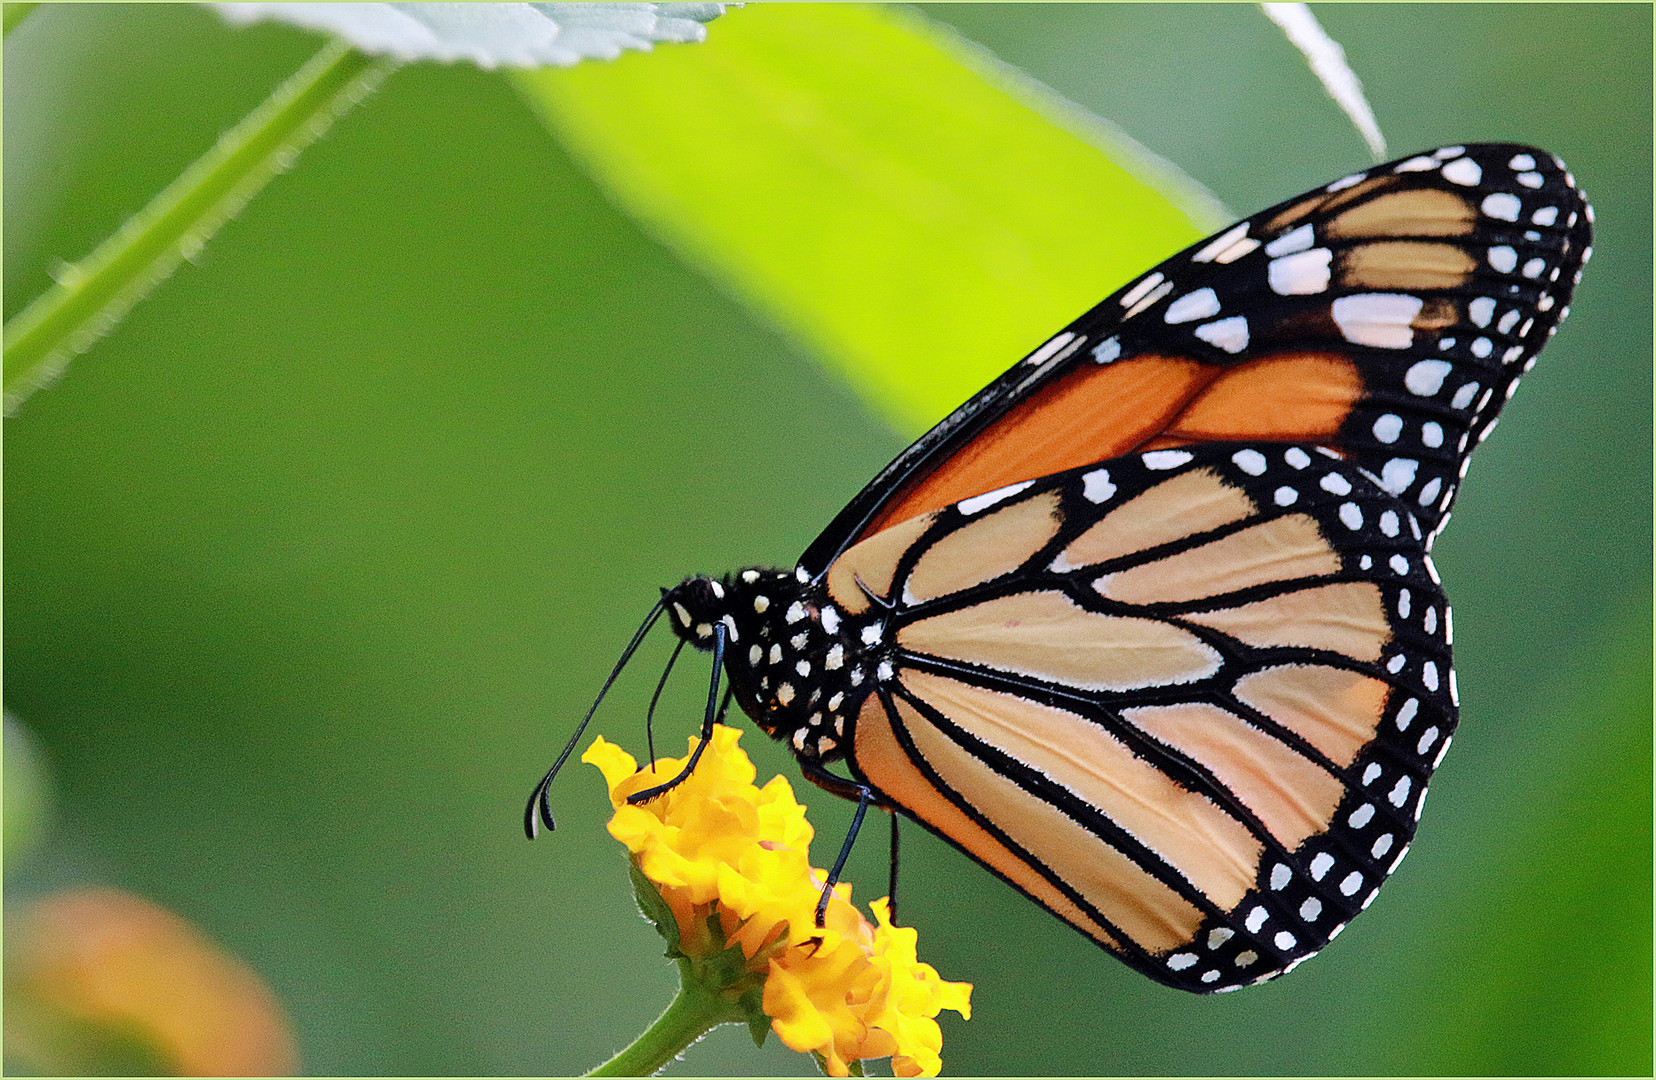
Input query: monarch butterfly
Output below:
<box><xmin>528</xmin><ymin>144</ymin><xmax>1591</xmax><ymax>993</ymax></box>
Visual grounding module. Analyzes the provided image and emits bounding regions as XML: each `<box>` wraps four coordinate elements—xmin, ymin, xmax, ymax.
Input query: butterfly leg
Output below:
<box><xmin>626</xmin><ymin>622</ymin><xmax>726</xmax><ymax>804</ymax></box>
<box><xmin>798</xmin><ymin>758</ymin><xmax>895</xmax><ymax>928</ymax></box>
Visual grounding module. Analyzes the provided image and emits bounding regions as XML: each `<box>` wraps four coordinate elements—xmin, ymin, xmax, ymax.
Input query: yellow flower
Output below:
<box><xmin>584</xmin><ymin>725</ymin><xmax>971</xmax><ymax>1077</ymax></box>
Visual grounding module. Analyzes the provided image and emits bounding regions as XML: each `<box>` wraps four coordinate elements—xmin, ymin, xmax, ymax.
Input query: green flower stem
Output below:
<box><xmin>587</xmin><ymin>960</ymin><xmax>748</xmax><ymax>1077</ymax></box>
<box><xmin>2</xmin><ymin>37</ymin><xmax>397</xmax><ymax>414</ymax></box>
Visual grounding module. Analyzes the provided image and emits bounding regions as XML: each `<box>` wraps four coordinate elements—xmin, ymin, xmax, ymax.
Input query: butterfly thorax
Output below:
<box><xmin>663</xmin><ymin>568</ymin><xmax>882</xmax><ymax>763</ymax></box>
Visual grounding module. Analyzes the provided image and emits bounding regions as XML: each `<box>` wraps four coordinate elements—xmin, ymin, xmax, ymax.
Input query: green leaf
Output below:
<box><xmin>214</xmin><ymin>2</ymin><xmax>730</xmax><ymax>67</ymax></box>
<box><xmin>628</xmin><ymin>861</ymin><xmax>685</xmax><ymax>958</ymax></box>
<box><xmin>514</xmin><ymin>3</ymin><xmax>1222</xmax><ymax>434</ymax></box>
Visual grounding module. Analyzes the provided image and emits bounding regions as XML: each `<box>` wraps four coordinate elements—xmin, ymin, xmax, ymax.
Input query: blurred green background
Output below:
<box><xmin>5</xmin><ymin>3</ymin><xmax>1649</xmax><ymax>1074</ymax></box>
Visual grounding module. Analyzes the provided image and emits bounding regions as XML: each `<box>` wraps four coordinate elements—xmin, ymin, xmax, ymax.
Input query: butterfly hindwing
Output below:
<box><xmin>832</xmin><ymin>442</ymin><xmax>1454</xmax><ymax>991</ymax></box>
<box><xmin>800</xmin><ymin>144</ymin><xmax>1591</xmax><ymax>574</ymax></box>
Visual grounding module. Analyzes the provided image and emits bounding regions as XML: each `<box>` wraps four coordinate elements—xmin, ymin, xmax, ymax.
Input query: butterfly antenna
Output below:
<box><xmin>644</xmin><ymin>637</ymin><xmax>687</xmax><ymax>769</ymax></box>
<box><xmin>525</xmin><ymin>597</ymin><xmax>667</xmax><ymax>839</ymax></box>
<box><xmin>625</xmin><ymin>622</ymin><xmax>724</xmax><ymax>804</ymax></box>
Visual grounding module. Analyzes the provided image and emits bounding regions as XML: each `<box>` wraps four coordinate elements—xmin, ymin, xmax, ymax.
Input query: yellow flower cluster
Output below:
<box><xmin>584</xmin><ymin>725</ymin><xmax>971</xmax><ymax>1077</ymax></box>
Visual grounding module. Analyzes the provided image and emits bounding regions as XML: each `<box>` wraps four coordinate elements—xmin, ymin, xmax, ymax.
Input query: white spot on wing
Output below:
<box><xmin>1380</xmin><ymin>458</ymin><xmax>1418</xmax><ymax>494</ymax></box>
<box><xmin>1468</xmin><ymin>297</ymin><xmax>1496</xmax><ymax>327</ymax></box>
<box><xmin>1372</xmin><ymin>413</ymin><xmax>1402</xmax><ymax>443</ymax></box>
<box><xmin>1232</xmin><ymin>449</ymin><xmax>1267</xmax><ymax>475</ymax></box>
<box><xmin>1441</xmin><ymin>157</ymin><xmax>1482</xmax><ymax>185</ymax></box>
<box><xmin>958</xmin><ymin>480</ymin><xmax>1034</xmax><ymax>516</ymax></box>
<box><xmin>1268</xmin><ymin>248</ymin><xmax>1334</xmax><ymax>295</ymax></box>
<box><xmin>1393</xmin><ymin>155</ymin><xmax>1437</xmax><ymax>172</ymax></box>
<box><xmin>1022</xmin><ymin>331</ymin><xmax>1077</xmax><ymax>367</ymax></box>
<box><xmin>1404</xmin><ymin>359</ymin><xmax>1451</xmax><ymax>396</ymax></box>
<box><xmin>1164</xmin><ymin>287</ymin><xmax>1222</xmax><ymax>324</ymax></box>
<box><xmin>1487</xmin><ymin>245</ymin><xmax>1518</xmax><ymax>273</ymax></box>
<box><xmin>1120</xmin><ymin>272</ymin><xmax>1166</xmax><ymax>309</ymax></box>
<box><xmin>1265</xmin><ymin>223</ymin><xmax>1316</xmax><ymax>257</ymax></box>
<box><xmin>1192</xmin><ymin>222</ymin><xmax>1250</xmax><ymax>263</ymax></box>
<box><xmin>1334</xmin><ymin>294</ymin><xmax>1424</xmax><ymax>349</ymax></box>
<box><xmin>1195</xmin><ymin>316</ymin><xmax>1250</xmax><ymax>353</ymax></box>
<box><xmin>1143</xmin><ymin>449</ymin><xmax>1194</xmax><ymax>470</ymax></box>
<box><xmin>1091</xmin><ymin>336</ymin><xmax>1122</xmax><ymax>364</ymax></box>
<box><xmin>1081</xmin><ymin>468</ymin><xmax>1117</xmax><ymax>503</ymax></box>
<box><xmin>1480</xmin><ymin>192</ymin><xmax>1521</xmax><ymax>222</ymax></box>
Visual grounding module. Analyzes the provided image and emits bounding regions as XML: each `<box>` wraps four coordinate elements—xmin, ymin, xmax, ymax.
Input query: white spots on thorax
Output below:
<box><xmin>753</xmin><ymin>594</ymin><xmax>771</xmax><ymax>614</ymax></box>
<box><xmin>1371</xmin><ymin>413</ymin><xmax>1402</xmax><ymax>443</ymax></box>
<box><xmin>1379</xmin><ymin>457</ymin><xmax>1418</xmax><ymax>494</ymax></box>
<box><xmin>820</xmin><ymin>605</ymin><xmax>840</xmax><ymax>634</ymax></box>
<box><xmin>1081</xmin><ymin>467</ymin><xmax>1117</xmax><ymax>503</ymax></box>
<box><xmin>741</xmin><ymin>569</ymin><xmax>760</xmax><ymax>584</ymax></box>
<box><xmin>1284</xmin><ymin>447</ymin><xmax>1311</xmax><ymax>469</ymax></box>
<box><xmin>1348</xmin><ymin>802</ymin><xmax>1375</xmax><ymax>828</ymax></box>
<box><xmin>1394</xmin><ymin>697</ymin><xmax>1418</xmax><ymax>731</ymax></box>
<box><xmin>695</xmin><ymin>622</ymin><xmax>713</xmax><ymax>639</ymax></box>
<box><xmin>1265</xmin><ymin>223</ymin><xmax>1316</xmax><ymax>257</ymax></box>
<box><xmin>1332</xmin><ymin>293</ymin><xmax>1421</xmax><ymax>349</ymax></box>
<box><xmin>1319</xmin><ymin>472</ymin><xmax>1352</xmax><ymax>496</ymax></box>
<box><xmin>1143</xmin><ymin>449</ymin><xmax>1194</xmax><ymax>470</ymax></box>
<box><xmin>1091</xmin><ymin>336</ymin><xmax>1122</xmax><ymax>365</ymax></box>
<box><xmin>1309</xmin><ymin>852</ymin><xmax>1335</xmax><ymax>880</ymax></box>
<box><xmin>721</xmin><ymin>614</ymin><xmax>739</xmax><ymax>641</ymax></box>
<box><xmin>1440</xmin><ymin>157</ymin><xmax>1482</xmax><ymax>186</ymax></box>
<box><xmin>785</xmin><ymin>600</ymin><xmax>807</xmax><ymax>624</ymax></box>
<box><xmin>1273</xmin><ymin>486</ymin><xmax>1299</xmax><ymax>507</ymax></box>
<box><xmin>1195</xmin><ymin>316</ymin><xmax>1250</xmax><ymax>354</ymax></box>
<box><xmin>672</xmin><ymin>601</ymin><xmax>692</xmax><ymax>627</ymax></box>
<box><xmin>1530</xmin><ymin>205</ymin><xmax>1558</xmax><ymax>226</ymax></box>
<box><xmin>1450</xmin><ymin>381</ymin><xmax>1479</xmax><ymax>410</ymax></box>
<box><xmin>795</xmin><ymin>566</ymin><xmax>810</xmax><ymax>583</ymax></box>
<box><xmin>1232</xmin><ymin>449</ymin><xmax>1267</xmax><ymax>475</ymax></box>
<box><xmin>1487</xmin><ymin>245</ymin><xmax>1518</xmax><ymax>273</ymax></box>
<box><xmin>861</xmin><ymin>622</ymin><xmax>884</xmax><ymax>646</ymax></box>
<box><xmin>825</xmin><ymin>644</ymin><xmax>844</xmax><ymax>670</ymax></box>
<box><xmin>1192</xmin><ymin>222</ymin><xmax>1260</xmax><ymax>264</ymax></box>
<box><xmin>1268</xmin><ymin>247</ymin><xmax>1333</xmax><ymax>296</ymax></box>
<box><xmin>876</xmin><ymin>659</ymin><xmax>894</xmax><ymax>682</ymax></box>
<box><xmin>1164</xmin><ymin>287</ymin><xmax>1222</xmax><ymax>324</ymax></box>
<box><xmin>1378</xmin><ymin>509</ymin><xmax>1399</xmax><ymax>537</ymax></box>
<box><xmin>958</xmin><ymin>480</ymin><xmax>1034</xmax><ymax>516</ymax></box>
<box><xmin>1480</xmin><ymin>192</ymin><xmax>1520</xmax><ymax>222</ymax></box>
<box><xmin>1515</xmin><ymin>171</ymin><xmax>1544</xmax><ymax>189</ymax></box>
<box><xmin>1404</xmin><ymin>359</ymin><xmax>1451</xmax><ymax>397</ymax></box>
<box><xmin>1022</xmin><ymin>331</ymin><xmax>1077</xmax><ymax>367</ymax></box>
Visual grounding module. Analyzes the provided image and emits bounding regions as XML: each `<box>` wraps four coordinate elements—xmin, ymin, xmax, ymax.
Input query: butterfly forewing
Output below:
<box><xmin>834</xmin><ymin>443</ymin><xmax>1455</xmax><ymax>990</ymax></box>
<box><xmin>800</xmin><ymin>144</ymin><xmax>1591</xmax><ymax>575</ymax></box>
